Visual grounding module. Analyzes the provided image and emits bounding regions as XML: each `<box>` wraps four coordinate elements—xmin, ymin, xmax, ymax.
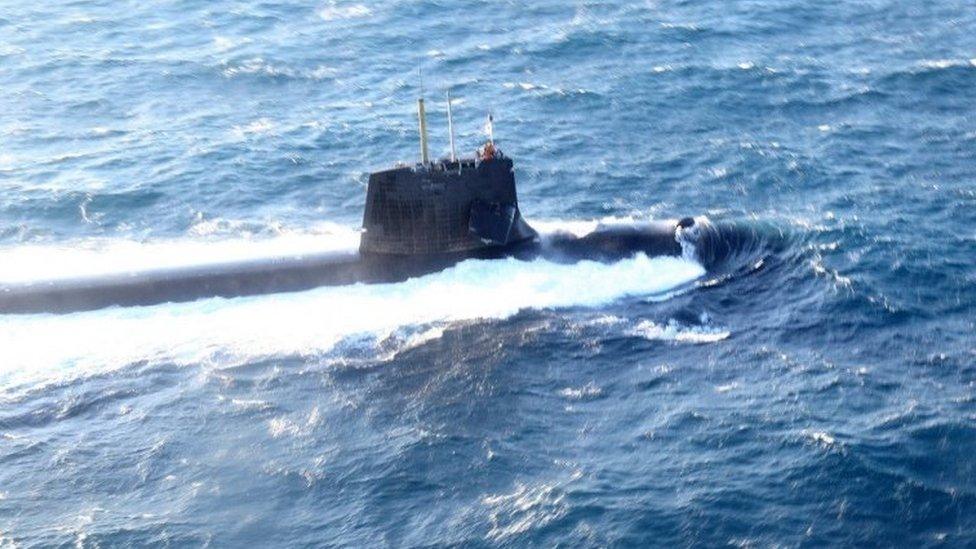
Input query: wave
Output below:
<box><xmin>577</xmin><ymin>313</ymin><xmax>730</xmax><ymax>345</ymax></box>
<box><xmin>916</xmin><ymin>58</ymin><xmax>976</xmax><ymax>71</ymax></box>
<box><xmin>482</xmin><ymin>470</ymin><xmax>582</xmax><ymax>541</ymax></box>
<box><xmin>874</xmin><ymin>58</ymin><xmax>976</xmax><ymax>90</ymax></box>
<box><xmin>628</xmin><ymin>319</ymin><xmax>730</xmax><ymax>344</ymax></box>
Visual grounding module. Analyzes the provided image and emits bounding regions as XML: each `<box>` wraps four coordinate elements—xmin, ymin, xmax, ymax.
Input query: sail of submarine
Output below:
<box><xmin>0</xmin><ymin>91</ymin><xmax>702</xmax><ymax>315</ymax></box>
<box><xmin>360</xmin><ymin>94</ymin><xmax>538</xmax><ymax>256</ymax></box>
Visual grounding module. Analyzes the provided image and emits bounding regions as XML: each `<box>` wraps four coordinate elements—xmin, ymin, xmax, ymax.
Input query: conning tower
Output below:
<box><xmin>360</xmin><ymin>94</ymin><xmax>536</xmax><ymax>255</ymax></box>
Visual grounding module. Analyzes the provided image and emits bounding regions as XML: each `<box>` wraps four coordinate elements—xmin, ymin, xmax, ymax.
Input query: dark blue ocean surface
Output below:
<box><xmin>2</xmin><ymin>0</ymin><xmax>975</xmax><ymax>546</ymax></box>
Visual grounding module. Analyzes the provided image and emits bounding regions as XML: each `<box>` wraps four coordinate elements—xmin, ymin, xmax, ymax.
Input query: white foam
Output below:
<box><xmin>804</xmin><ymin>430</ymin><xmax>836</xmax><ymax>447</ymax></box>
<box><xmin>0</xmin><ymin>217</ymin><xmax>706</xmax><ymax>391</ymax></box>
<box><xmin>715</xmin><ymin>382</ymin><xmax>738</xmax><ymax>393</ymax></box>
<box><xmin>212</xmin><ymin>36</ymin><xmax>252</xmax><ymax>53</ymax></box>
<box><xmin>0</xmin><ymin>252</ymin><xmax>703</xmax><ymax>391</ymax></box>
<box><xmin>660</xmin><ymin>22</ymin><xmax>700</xmax><ymax>31</ymax></box>
<box><xmin>501</xmin><ymin>82</ymin><xmax>592</xmax><ymax>97</ymax></box>
<box><xmin>557</xmin><ymin>382</ymin><xmax>603</xmax><ymax>400</ymax></box>
<box><xmin>221</xmin><ymin>59</ymin><xmax>334</xmax><ymax>81</ymax></box>
<box><xmin>628</xmin><ymin>319</ymin><xmax>729</xmax><ymax>344</ymax></box>
<box><xmin>918</xmin><ymin>58</ymin><xmax>971</xmax><ymax>70</ymax></box>
<box><xmin>400</xmin><ymin>326</ymin><xmax>445</xmax><ymax>352</ymax></box>
<box><xmin>0</xmin><ymin>223</ymin><xmax>361</xmax><ymax>284</ymax></box>
<box><xmin>318</xmin><ymin>4</ymin><xmax>371</xmax><ymax>21</ymax></box>
<box><xmin>231</xmin><ymin>117</ymin><xmax>276</xmax><ymax>138</ymax></box>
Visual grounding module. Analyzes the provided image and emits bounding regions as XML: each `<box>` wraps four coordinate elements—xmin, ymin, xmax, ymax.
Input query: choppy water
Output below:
<box><xmin>2</xmin><ymin>0</ymin><xmax>976</xmax><ymax>546</ymax></box>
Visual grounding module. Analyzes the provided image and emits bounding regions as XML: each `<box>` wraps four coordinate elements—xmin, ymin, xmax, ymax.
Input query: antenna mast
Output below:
<box><xmin>416</xmin><ymin>64</ymin><xmax>430</xmax><ymax>165</ymax></box>
<box><xmin>417</xmin><ymin>98</ymin><xmax>430</xmax><ymax>165</ymax></box>
<box><xmin>446</xmin><ymin>90</ymin><xmax>457</xmax><ymax>162</ymax></box>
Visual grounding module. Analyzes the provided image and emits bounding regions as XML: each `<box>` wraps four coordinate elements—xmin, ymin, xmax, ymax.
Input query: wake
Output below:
<box><xmin>0</xmin><ymin>251</ymin><xmax>703</xmax><ymax>392</ymax></box>
<box><xmin>0</xmin><ymin>216</ymin><xmax>766</xmax><ymax>393</ymax></box>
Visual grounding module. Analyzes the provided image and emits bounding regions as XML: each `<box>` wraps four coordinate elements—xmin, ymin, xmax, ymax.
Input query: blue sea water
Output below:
<box><xmin>2</xmin><ymin>0</ymin><xmax>976</xmax><ymax>545</ymax></box>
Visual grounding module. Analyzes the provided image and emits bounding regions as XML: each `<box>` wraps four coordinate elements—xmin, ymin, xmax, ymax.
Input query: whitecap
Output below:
<box><xmin>318</xmin><ymin>4</ymin><xmax>372</xmax><ymax>21</ymax></box>
<box><xmin>804</xmin><ymin>430</ymin><xmax>836</xmax><ymax>446</ymax></box>
<box><xmin>919</xmin><ymin>59</ymin><xmax>961</xmax><ymax>70</ymax></box>
<box><xmin>222</xmin><ymin>58</ymin><xmax>290</xmax><ymax>79</ymax></box>
<box><xmin>229</xmin><ymin>398</ymin><xmax>274</xmax><ymax>412</ymax></box>
<box><xmin>628</xmin><ymin>319</ymin><xmax>730</xmax><ymax>344</ymax></box>
<box><xmin>268</xmin><ymin>417</ymin><xmax>301</xmax><ymax>438</ymax></box>
<box><xmin>503</xmin><ymin>82</ymin><xmax>545</xmax><ymax>92</ymax></box>
<box><xmin>715</xmin><ymin>382</ymin><xmax>738</xmax><ymax>393</ymax></box>
<box><xmin>66</xmin><ymin>14</ymin><xmax>96</xmax><ymax>24</ymax></box>
<box><xmin>306</xmin><ymin>65</ymin><xmax>336</xmax><ymax>80</ymax></box>
<box><xmin>402</xmin><ymin>326</ymin><xmax>445</xmax><ymax>351</ymax></box>
<box><xmin>557</xmin><ymin>382</ymin><xmax>603</xmax><ymax>400</ymax></box>
<box><xmin>213</xmin><ymin>36</ymin><xmax>252</xmax><ymax>53</ymax></box>
<box><xmin>584</xmin><ymin>314</ymin><xmax>624</xmax><ymax>327</ymax></box>
<box><xmin>232</xmin><ymin>118</ymin><xmax>275</xmax><ymax>137</ymax></box>
<box><xmin>660</xmin><ymin>22</ymin><xmax>700</xmax><ymax>32</ymax></box>
<box><xmin>268</xmin><ymin>406</ymin><xmax>320</xmax><ymax>439</ymax></box>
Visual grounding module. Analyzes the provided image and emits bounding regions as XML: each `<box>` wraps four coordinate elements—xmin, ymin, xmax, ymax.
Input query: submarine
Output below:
<box><xmin>0</xmin><ymin>94</ymin><xmax>701</xmax><ymax>315</ymax></box>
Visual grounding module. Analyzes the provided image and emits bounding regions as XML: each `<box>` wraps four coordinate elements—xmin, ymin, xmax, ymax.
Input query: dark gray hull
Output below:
<box><xmin>361</xmin><ymin>156</ymin><xmax>536</xmax><ymax>255</ymax></box>
<box><xmin>0</xmin><ymin>219</ymin><xmax>692</xmax><ymax>315</ymax></box>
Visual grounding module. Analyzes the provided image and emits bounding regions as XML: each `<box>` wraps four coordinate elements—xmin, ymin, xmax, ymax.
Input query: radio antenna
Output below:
<box><xmin>416</xmin><ymin>64</ymin><xmax>430</xmax><ymax>164</ymax></box>
<box><xmin>446</xmin><ymin>90</ymin><xmax>457</xmax><ymax>162</ymax></box>
<box><xmin>418</xmin><ymin>62</ymin><xmax>424</xmax><ymax>99</ymax></box>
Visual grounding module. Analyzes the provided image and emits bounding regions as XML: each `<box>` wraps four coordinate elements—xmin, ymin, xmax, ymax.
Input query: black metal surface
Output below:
<box><xmin>468</xmin><ymin>201</ymin><xmax>516</xmax><ymax>245</ymax></box>
<box><xmin>360</xmin><ymin>156</ymin><xmax>537</xmax><ymax>255</ymax></box>
<box><xmin>0</xmin><ymin>221</ymin><xmax>689</xmax><ymax>315</ymax></box>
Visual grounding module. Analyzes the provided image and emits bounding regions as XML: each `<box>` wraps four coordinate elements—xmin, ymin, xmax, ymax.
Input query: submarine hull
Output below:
<box><xmin>0</xmin><ymin>220</ymin><xmax>694</xmax><ymax>315</ymax></box>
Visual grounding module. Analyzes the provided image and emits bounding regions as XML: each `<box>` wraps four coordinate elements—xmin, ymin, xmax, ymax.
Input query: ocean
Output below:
<box><xmin>1</xmin><ymin>0</ymin><xmax>975</xmax><ymax>546</ymax></box>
